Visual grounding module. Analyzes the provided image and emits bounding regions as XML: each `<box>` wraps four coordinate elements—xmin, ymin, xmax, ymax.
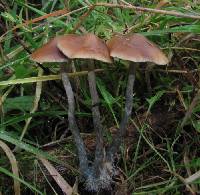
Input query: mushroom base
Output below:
<box><xmin>85</xmin><ymin>161</ymin><xmax>117</xmax><ymax>192</ymax></box>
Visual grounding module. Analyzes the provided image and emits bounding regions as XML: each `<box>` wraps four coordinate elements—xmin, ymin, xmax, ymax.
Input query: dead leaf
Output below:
<box><xmin>39</xmin><ymin>157</ymin><xmax>73</xmax><ymax>195</ymax></box>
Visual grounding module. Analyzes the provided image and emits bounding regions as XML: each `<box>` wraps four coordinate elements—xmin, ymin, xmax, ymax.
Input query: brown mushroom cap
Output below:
<box><xmin>31</xmin><ymin>37</ymin><xmax>68</xmax><ymax>63</ymax></box>
<box><xmin>107</xmin><ymin>33</ymin><xmax>169</xmax><ymax>65</ymax></box>
<box><xmin>57</xmin><ymin>33</ymin><xmax>112</xmax><ymax>63</ymax></box>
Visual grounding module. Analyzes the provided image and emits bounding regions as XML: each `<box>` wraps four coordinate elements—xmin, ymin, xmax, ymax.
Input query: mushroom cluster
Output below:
<box><xmin>31</xmin><ymin>33</ymin><xmax>168</xmax><ymax>191</ymax></box>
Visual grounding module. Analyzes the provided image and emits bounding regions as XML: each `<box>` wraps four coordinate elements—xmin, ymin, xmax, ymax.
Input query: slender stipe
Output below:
<box><xmin>107</xmin><ymin>63</ymin><xmax>136</xmax><ymax>161</ymax></box>
<box><xmin>87</xmin><ymin>61</ymin><xmax>104</xmax><ymax>176</ymax></box>
<box><xmin>61</xmin><ymin>64</ymin><xmax>88</xmax><ymax>175</ymax></box>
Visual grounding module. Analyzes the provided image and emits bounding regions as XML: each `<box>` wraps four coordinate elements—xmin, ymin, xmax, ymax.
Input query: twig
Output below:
<box><xmin>154</xmin><ymin>69</ymin><xmax>188</xmax><ymax>74</ymax></box>
<box><xmin>163</xmin><ymin>46</ymin><xmax>200</xmax><ymax>52</ymax></box>
<box><xmin>94</xmin><ymin>3</ymin><xmax>200</xmax><ymax>20</ymax></box>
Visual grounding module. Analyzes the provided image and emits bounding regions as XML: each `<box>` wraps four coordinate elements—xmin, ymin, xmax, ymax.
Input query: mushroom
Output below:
<box><xmin>31</xmin><ymin>33</ymin><xmax>113</xmax><ymax>191</ymax></box>
<box><xmin>57</xmin><ymin>34</ymin><xmax>113</xmax><ymax>188</ymax></box>
<box><xmin>106</xmin><ymin>33</ymin><xmax>169</xmax><ymax>161</ymax></box>
<box><xmin>31</xmin><ymin>36</ymin><xmax>89</xmax><ymax>176</ymax></box>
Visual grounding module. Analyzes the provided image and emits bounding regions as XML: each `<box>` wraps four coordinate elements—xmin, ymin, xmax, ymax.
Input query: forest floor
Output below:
<box><xmin>0</xmin><ymin>0</ymin><xmax>200</xmax><ymax>194</ymax></box>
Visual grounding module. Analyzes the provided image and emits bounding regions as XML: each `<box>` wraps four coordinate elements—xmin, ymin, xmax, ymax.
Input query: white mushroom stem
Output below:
<box><xmin>87</xmin><ymin>60</ymin><xmax>104</xmax><ymax>176</ymax></box>
<box><xmin>60</xmin><ymin>64</ymin><xmax>89</xmax><ymax>175</ymax></box>
<box><xmin>107</xmin><ymin>63</ymin><xmax>136</xmax><ymax>161</ymax></box>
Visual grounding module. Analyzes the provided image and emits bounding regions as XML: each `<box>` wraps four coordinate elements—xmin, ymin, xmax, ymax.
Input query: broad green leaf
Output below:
<box><xmin>3</xmin><ymin>96</ymin><xmax>34</xmax><ymax>113</ymax></box>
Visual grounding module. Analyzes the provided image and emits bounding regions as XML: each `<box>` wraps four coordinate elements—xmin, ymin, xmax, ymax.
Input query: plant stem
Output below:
<box><xmin>94</xmin><ymin>3</ymin><xmax>200</xmax><ymax>20</ymax></box>
<box><xmin>60</xmin><ymin>64</ymin><xmax>88</xmax><ymax>175</ymax></box>
<box><xmin>107</xmin><ymin>63</ymin><xmax>136</xmax><ymax>161</ymax></box>
<box><xmin>87</xmin><ymin>60</ymin><xmax>104</xmax><ymax>176</ymax></box>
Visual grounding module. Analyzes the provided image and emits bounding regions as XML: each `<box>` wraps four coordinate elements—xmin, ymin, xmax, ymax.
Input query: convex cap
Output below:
<box><xmin>107</xmin><ymin>33</ymin><xmax>169</xmax><ymax>65</ymax></box>
<box><xmin>57</xmin><ymin>33</ymin><xmax>112</xmax><ymax>63</ymax></box>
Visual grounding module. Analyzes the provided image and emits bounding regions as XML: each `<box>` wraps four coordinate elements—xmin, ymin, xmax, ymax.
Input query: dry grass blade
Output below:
<box><xmin>185</xmin><ymin>170</ymin><xmax>200</xmax><ymax>184</ymax></box>
<box><xmin>15</xmin><ymin>9</ymin><xmax>69</xmax><ymax>27</ymax></box>
<box><xmin>0</xmin><ymin>85</ymin><xmax>14</xmax><ymax>118</ymax></box>
<box><xmin>184</xmin><ymin>151</ymin><xmax>197</xmax><ymax>193</ymax></box>
<box><xmin>0</xmin><ymin>69</ymin><xmax>104</xmax><ymax>86</ymax></box>
<box><xmin>181</xmin><ymin>89</ymin><xmax>200</xmax><ymax>127</ymax></box>
<box><xmin>19</xmin><ymin>68</ymin><xmax>43</xmax><ymax>141</ymax></box>
<box><xmin>168</xmin><ymin>170</ymin><xmax>196</xmax><ymax>195</ymax></box>
<box><xmin>0</xmin><ymin>140</ymin><xmax>20</xmax><ymax>195</ymax></box>
<box><xmin>39</xmin><ymin>157</ymin><xmax>73</xmax><ymax>195</ymax></box>
<box><xmin>176</xmin><ymin>88</ymin><xmax>187</xmax><ymax>111</ymax></box>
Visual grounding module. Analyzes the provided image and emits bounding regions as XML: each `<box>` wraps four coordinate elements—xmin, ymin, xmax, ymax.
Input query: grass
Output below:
<box><xmin>0</xmin><ymin>0</ymin><xmax>200</xmax><ymax>194</ymax></box>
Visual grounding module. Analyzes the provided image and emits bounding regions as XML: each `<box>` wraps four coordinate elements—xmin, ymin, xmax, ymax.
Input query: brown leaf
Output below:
<box><xmin>39</xmin><ymin>157</ymin><xmax>73</xmax><ymax>195</ymax></box>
